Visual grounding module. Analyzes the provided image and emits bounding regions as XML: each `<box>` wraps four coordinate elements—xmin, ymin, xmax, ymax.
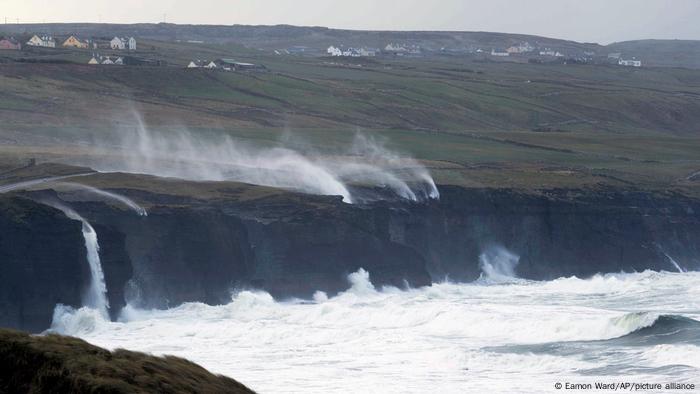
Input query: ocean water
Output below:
<box><xmin>50</xmin><ymin>269</ymin><xmax>700</xmax><ymax>393</ymax></box>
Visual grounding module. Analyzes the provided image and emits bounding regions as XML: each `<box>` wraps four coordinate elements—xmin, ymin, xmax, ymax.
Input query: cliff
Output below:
<box><xmin>0</xmin><ymin>329</ymin><xmax>254</xmax><ymax>393</ymax></box>
<box><xmin>1</xmin><ymin>173</ymin><xmax>699</xmax><ymax>331</ymax></box>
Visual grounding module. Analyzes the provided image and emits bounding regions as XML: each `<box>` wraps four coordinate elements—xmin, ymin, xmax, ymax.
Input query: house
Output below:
<box><xmin>203</xmin><ymin>61</ymin><xmax>217</xmax><ymax>69</ymax></box>
<box><xmin>491</xmin><ymin>49</ymin><xmax>510</xmax><ymax>57</ymax></box>
<box><xmin>101</xmin><ymin>57</ymin><xmax>114</xmax><ymax>65</ymax></box>
<box><xmin>26</xmin><ymin>35</ymin><xmax>56</xmax><ymax>48</ymax></box>
<box><xmin>110</xmin><ymin>37</ymin><xmax>136</xmax><ymax>50</ymax></box>
<box><xmin>384</xmin><ymin>43</ymin><xmax>422</xmax><ymax>55</ymax></box>
<box><xmin>327</xmin><ymin>46</ymin><xmax>342</xmax><ymax>56</ymax></box>
<box><xmin>358</xmin><ymin>47</ymin><xmax>377</xmax><ymax>57</ymax></box>
<box><xmin>0</xmin><ymin>37</ymin><xmax>21</xmax><ymax>50</ymax></box>
<box><xmin>215</xmin><ymin>58</ymin><xmax>267</xmax><ymax>72</ymax></box>
<box><xmin>619</xmin><ymin>59</ymin><xmax>642</xmax><ymax>67</ymax></box>
<box><xmin>539</xmin><ymin>49</ymin><xmax>565</xmax><ymax>57</ymax></box>
<box><xmin>88</xmin><ymin>56</ymin><xmax>99</xmax><ymax>64</ymax></box>
<box><xmin>62</xmin><ymin>35</ymin><xmax>88</xmax><ymax>49</ymax></box>
<box><xmin>187</xmin><ymin>60</ymin><xmax>201</xmax><ymax>68</ymax></box>
<box><xmin>506</xmin><ymin>42</ymin><xmax>534</xmax><ymax>54</ymax></box>
<box><xmin>114</xmin><ymin>57</ymin><xmax>124</xmax><ymax>65</ymax></box>
<box><xmin>110</xmin><ymin>37</ymin><xmax>125</xmax><ymax>50</ymax></box>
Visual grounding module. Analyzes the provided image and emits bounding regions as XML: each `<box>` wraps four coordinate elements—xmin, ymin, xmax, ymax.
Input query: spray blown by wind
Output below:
<box><xmin>45</xmin><ymin>202</ymin><xmax>110</xmax><ymax>319</ymax></box>
<box><xmin>479</xmin><ymin>245</ymin><xmax>521</xmax><ymax>282</ymax></box>
<box><xmin>93</xmin><ymin>113</ymin><xmax>439</xmax><ymax>204</ymax></box>
<box><xmin>59</xmin><ymin>182</ymin><xmax>147</xmax><ymax>216</ymax></box>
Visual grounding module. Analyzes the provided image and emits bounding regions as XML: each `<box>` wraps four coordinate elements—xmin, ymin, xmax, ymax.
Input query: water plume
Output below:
<box><xmin>479</xmin><ymin>245</ymin><xmax>521</xmax><ymax>282</ymax></box>
<box><xmin>59</xmin><ymin>182</ymin><xmax>147</xmax><ymax>216</ymax></box>
<box><xmin>44</xmin><ymin>202</ymin><xmax>110</xmax><ymax>319</ymax></box>
<box><xmin>90</xmin><ymin>113</ymin><xmax>439</xmax><ymax>204</ymax></box>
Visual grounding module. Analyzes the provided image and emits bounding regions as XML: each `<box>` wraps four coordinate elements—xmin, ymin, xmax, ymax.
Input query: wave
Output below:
<box><xmin>609</xmin><ymin>314</ymin><xmax>700</xmax><ymax>347</ymax></box>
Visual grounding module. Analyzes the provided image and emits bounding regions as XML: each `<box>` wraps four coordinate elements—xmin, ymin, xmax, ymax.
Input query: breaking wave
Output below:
<box><xmin>49</xmin><ymin>270</ymin><xmax>700</xmax><ymax>394</ymax></box>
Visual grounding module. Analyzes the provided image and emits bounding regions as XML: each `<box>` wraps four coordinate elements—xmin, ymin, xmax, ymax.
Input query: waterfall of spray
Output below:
<box><xmin>479</xmin><ymin>245</ymin><xmax>521</xmax><ymax>282</ymax></box>
<box><xmin>89</xmin><ymin>113</ymin><xmax>440</xmax><ymax>204</ymax></box>
<box><xmin>59</xmin><ymin>182</ymin><xmax>147</xmax><ymax>216</ymax></box>
<box><xmin>0</xmin><ymin>173</ymin><xmax>92</xmax><ymax>194</ymax></box>
<box><xmin>663</xmin><ymin>253</ymin><xmax>687</xmax><ymax>273</ymax></box>
<box><xmin>48</xmin><ymin>203</ymin><xmax>110</xmax><ymax>319</ymax></box>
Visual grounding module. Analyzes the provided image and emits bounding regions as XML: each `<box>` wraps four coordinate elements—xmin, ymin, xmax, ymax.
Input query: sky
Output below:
<box><xmin>3</xmin><ymin>0</ymin><xmax>699</xmax><ymax>44</ymax></box>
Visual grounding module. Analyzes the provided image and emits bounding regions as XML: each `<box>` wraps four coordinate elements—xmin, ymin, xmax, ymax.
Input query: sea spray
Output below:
<box><xmin>47</xmin><ymin>202</ymin><xmax>110</xmax><ymax>319</ymax></box>
<box><xmin>90</xmin><ymin>113</ymin><xmax>439</xmax><ymax>203</ymax></box>
<box><xmin>663</xmin><ymin>252</ymin><xmax>687</xmax><ymax>273</ymax></box>
<box><xmin>52</xmin><ymin>270</ymin><xmax>700</xmax><ymax>394</ymax></box>
<box><xmin>59</xmin><ymin>182</ymin><xmax>147</xmax><ymax>216</ymax></box>
<box><xmin>479</xmin><ymin>245</ymin><xmax>521</xmax><ymax>281</ymax></box>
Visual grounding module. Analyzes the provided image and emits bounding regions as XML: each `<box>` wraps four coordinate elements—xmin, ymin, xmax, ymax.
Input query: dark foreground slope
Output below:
<box><xmin>0</xmin><ymin>329</ymin><xmax>254</xmax><ymax>394</ymax></box>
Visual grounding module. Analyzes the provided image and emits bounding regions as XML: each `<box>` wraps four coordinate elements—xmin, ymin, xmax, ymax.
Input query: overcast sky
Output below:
<box><xmin>4</xmin><ymin>0</ymin><xmax>699</xmax><ymax>44</ymax></box>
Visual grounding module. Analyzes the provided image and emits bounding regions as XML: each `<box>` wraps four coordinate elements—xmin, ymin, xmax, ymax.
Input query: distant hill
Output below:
<box><xmin>3</xmin><ymin>23</ymin><xmax>697</xmax><ymax>68</ymax></box>
<box><xmin>606</xmin><ymin>39</ymin><xmax>700</xmax><ymax>69</ymax></box>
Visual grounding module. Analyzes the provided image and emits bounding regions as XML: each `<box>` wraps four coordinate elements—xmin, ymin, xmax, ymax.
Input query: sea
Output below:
<box><xmin>50</xmin><ymin>269</ymin><xmax>700</xmax><ymax>393</ymax></box>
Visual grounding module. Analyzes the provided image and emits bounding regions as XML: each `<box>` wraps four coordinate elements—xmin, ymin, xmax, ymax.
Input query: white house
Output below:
<box><xmin>110</xmin><ymin>37</ymin><xmax>125</xmax><ymax>50</ymax></box>
<box><xmin>358</xmin><ymin>47</ymin><xmax>377</xmax><ymax>57</ymax></box>
<box><xmin>507</xmin><ymin>42</ymin><xmax>534</xmax><ymax>54</ymax></box>
<box><xmin>187</xmin><ymin>60</ymin><xmax>200</xmax><ymax>68</ymax></box>
<box><xmin>491</xmin><ymin>49</ymin><xmax>510</xmax><ymax>57</ymax></box>
<box><xmin>110</xmin><ymin>36</ymin><xmax>136</xmax><ymax>50</ymax></box>
<box><xmin>88</xmin><ymin>56</ymin><xmax>99</xmax><ymax>64</ymax></box>
<box><xmin>102</xmin><ymin>57</ymin><xmax>114</xmax><ymax>65</ymax></box>
<box><xmin>619</xmin><ymin>59</ymin><xmax>642</xmax><ymax>67</ymax></box>
<box><xmin>539</xmin><ymin>49</ymin><xmax>565</xmax><ymax>57</ymax></box>
<box><xmin>327</xmin><ymin>46</ymin><xmax>342</xmax><ymax>56</ymax></box>
<box><xmin>203</xmin><ymin>61</ymin><xmax>217</xmax><ymax>69</ymax></box>
<box><xmin>26</xmin><ymin>35</ymin><xmax>56</xmax><ymax>48</ymax></box>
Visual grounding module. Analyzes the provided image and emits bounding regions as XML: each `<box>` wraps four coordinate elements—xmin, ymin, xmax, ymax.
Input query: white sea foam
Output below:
<box><xmin>51</xmin><ymin>270</ymin><xmax>700</xmax><ymax>394</ymax></box>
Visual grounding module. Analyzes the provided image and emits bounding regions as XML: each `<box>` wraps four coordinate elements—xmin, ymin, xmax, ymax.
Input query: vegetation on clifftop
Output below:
<box><xmin>0</xmin><ymin>329</ymin><xmax>254</xmax><ymax>393</ymax></box>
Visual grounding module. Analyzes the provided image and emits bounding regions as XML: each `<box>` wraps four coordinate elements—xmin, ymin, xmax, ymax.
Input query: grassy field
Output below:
<box><xmin>1</xmin><ymin>38</ymin><xmax>700</xmax><ymax>196</ymax></box>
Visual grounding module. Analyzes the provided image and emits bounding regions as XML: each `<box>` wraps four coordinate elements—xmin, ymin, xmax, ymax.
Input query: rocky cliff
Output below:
<box><xmin>1</xmin><ymin>175</ymin><xmax>699</xmax><ymax>332</ymax></box>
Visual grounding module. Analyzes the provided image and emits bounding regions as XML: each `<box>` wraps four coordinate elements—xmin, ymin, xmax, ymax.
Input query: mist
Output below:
<box><xmin>88</xmin><ymin>113</ymin><xmax>439</xmax><ymax>204</ymax></box>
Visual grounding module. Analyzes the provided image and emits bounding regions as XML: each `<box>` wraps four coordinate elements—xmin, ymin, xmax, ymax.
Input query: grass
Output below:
<box><xmin>1</xmin><ymin>39</ymin><xmax>699</xmax><ymax>195</ymax></box>
<box><xmin>0</xmin><ymin>328</ymin><xmax>254</xmax><ymax>394</ymax></box>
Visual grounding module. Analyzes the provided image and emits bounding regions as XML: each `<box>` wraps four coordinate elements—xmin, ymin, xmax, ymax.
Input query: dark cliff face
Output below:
<box><xmin>391</xmin><ymin>187</ymin><xmax>700</xmax><ymax>281</ymax></box>
<box><xmin>0</xmin><ymin>197</ymin><xmax>88</xmax><ymax>332</ymax></box>
<box><xmin>2</xmin><ymin>185</ymin><xmax>700</xmax><ymax>332</ymax></box>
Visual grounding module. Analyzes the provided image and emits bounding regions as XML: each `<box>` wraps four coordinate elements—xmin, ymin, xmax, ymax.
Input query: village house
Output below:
<box><xmin>384</xmin><ymin>43</ymin><xmax>422</xmax><ymax>55</ymax></box>
<box><xmin>327</xmin><ymin>46</ymin><xmax>343</xmax><ymax>56</ymax></box>
<box><xmin>0</xmin><ymin>37</ymin><xmax>21</xmax><ymax>50</ymax></box>
<box><xmin>187</xmin><ymin>60</ymin><xmax>201</xmax><ymax>68</ymax></box>
<box><xmin>87</xmin><ymin>54</ymin><xmax>124</xmax><ymax>65</ymax></box>
<box><xmin>618</xmin><ymin>58</ymin><xmax>642</xmax><ymax>67</ymax></box>
<box><xmin>216</xmin><ymin>58</ymin><xmax>267</xmax><ymax>72</ymax></box>
<box><xmin>62</xmin><ymin>35</ymin><xmax>88</xmax><ymax>49</ymax></box>
<box><xmin>327</xmin><ymin>45</ymin><xmax>378</xmax><ymax>57</ymax></box>
<box><xmin>506</xmin><ymin>42</ymin><xmax>534</xmax><ymax>54</ymax></box>
<box><xmin>491</xmin><ymin>49</ymin><xmax>510</xmax><ymax>57</ymax></box>
<box><xmin>539</xmin><ymin>49</ymin><xmax>565</xmax><ymax>57</ymax></box>
<box><xmin>110</xmin><ymin>37</ymin><xmax>136</xmax><ymax>50</ymax></box>
<box><xmin>26</xmin><ymin>35</ymin><xmax>56</xmax><ymax>48</ymax></box>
